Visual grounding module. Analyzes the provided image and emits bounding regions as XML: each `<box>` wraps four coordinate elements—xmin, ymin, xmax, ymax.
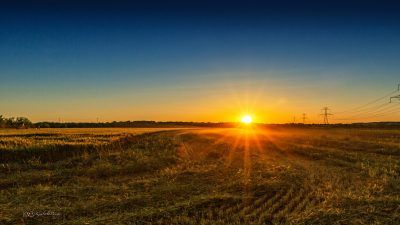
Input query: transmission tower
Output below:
<box><xmin>302</xmin><ymin>113</ymin><xmax>307</xmax><ymax>124</ymax></box>
<box><xmin>320</xmin><ymin>107</ymin><xmax>333</xmax><ymax>125</ymax></box>
<box><xmin>390</xmin><ymin>83</ymin><xmax>400</xmax><ymax>103</ymax></box>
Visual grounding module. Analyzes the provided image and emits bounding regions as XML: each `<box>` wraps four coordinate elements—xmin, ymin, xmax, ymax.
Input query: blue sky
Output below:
<box><xmin>1</xmin><ymin>1</ymin><xmax>400</xmax><ymax>123</ymax></box>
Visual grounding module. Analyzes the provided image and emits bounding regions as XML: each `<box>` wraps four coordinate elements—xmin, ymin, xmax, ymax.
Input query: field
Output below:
<box><xmin>1</xmin><ymin>127</ymin><xmax>399</xmax><ymax>224</ymax></box>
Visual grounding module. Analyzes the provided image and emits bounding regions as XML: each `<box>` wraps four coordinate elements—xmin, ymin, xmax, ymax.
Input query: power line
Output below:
<box><xmin>366</xmin><ymin>102</ymin><xmax>398</xmax><ymax>115</ymax></box>
<box><xmin>335</xmin><ymin>102</ymin><xmax>392</xmax><ymax>120</ymax></box>
<box><xmin>335</xmin><ymin>88</ymin><xmax>398</xmax><ymax>115</ymax></box>
<box><xmin>354</xmin><ymin>104</ymin><xmax>399</xmax><ymax>120</ymax></box>
<box><xmin>354</xmin><ymin>107</ymin><xmax>400</xmax><ymax>120</ymax></box>
<box><xmin>332</xmin><ymin>84</ymin><xmax>400</xmax><ymax>122</ymax></box>
<box><xmin>371</xmin><ymin>104</ymin><xmax>400</xmax><ymax>117</ymax></box>
<box><xmin>337</xmin><ymin>101</ymin><xmax>391</xmax><ymax>116</ymax></box>
<box><xmin>335</xmin><ymin>103</ymin><xmax>400</xmax><ymax>121</ymax></box>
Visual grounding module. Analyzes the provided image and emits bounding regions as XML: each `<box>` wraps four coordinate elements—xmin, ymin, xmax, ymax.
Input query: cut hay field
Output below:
<box><xmin>1</xmin><ymin>127</ymin><xmax>399</xmax><ymax>224</ymax></box>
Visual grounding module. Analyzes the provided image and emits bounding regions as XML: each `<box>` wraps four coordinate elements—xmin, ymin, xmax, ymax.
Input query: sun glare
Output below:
<box><xmin>241</xmin><ymin>115</ymin><xmax>253</xmax><ymax>124</ymax></box>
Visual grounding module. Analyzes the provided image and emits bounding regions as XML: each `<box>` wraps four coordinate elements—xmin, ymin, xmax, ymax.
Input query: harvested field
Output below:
<box><xmin>1</xmin><ymin>127</ymin><xmax>399</xmax><ymax>224</ymax></box>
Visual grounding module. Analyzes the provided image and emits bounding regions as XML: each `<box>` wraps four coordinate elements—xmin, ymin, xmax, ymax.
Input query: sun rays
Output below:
<box><xmin>183</xmin><ymin>126</ymin><xmax>289</xmax><ymax>185</ymax></box>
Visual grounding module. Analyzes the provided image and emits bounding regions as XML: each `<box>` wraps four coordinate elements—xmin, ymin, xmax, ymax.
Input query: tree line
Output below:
<box><xmin>0</xmin><ymin>116</ymin><xmax>33</xmax><ymax>128</ymax></box>
<box><xmin>0</xmin><ymin>116</ymin><xmax>235</xmax><ymax>129</ymax></box>
<box><xmin>1</xmin><ymin>115</ymin><xmax>400</xmax><ymax>129</ymax></box>
<box><xmin>34</xmin><ymin>121</ymin><xmax>236</xmax><ymax>128</ymax></box>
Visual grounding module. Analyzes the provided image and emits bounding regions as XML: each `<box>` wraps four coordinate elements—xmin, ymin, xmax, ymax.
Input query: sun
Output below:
<box><xmin>241</xmin><ymin>115</ymin><xmax>253</xmax><ymax>124</ymax></box>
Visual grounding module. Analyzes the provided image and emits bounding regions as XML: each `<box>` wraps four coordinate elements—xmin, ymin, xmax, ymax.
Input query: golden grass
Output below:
<box><xmin>0</xmin><ymin>127</ymin><xmax>184</xmax><ymax>135</ymax></box>
<box><xmin>0</xmin><ymin>128</ymin><xmax>187</xmax><ymax>151</ymax></box>
<box><xmin>1</xmin><ymin>127</ymin><xmax>399</xmax><ymax>224</ymax></box>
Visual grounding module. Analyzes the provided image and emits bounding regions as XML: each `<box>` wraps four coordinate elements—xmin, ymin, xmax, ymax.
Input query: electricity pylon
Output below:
<box><xmin>302</xmin><ymin>113</ymin><xmax>307</xmax><ymax>124</ymax></box>
<box><xmin>320</xmin><ymin>107</ymin><xmax>333</xmax><ymax>125</ymax></box>
<box><xmin>390</xmin><ymin>83</ymin><xmax>400</xmax><ymax>103</ymax></box>
<box><xmin>391</xmin><ymin>95</ymin><xmax>400</xmax><ymax>103</ymax></box>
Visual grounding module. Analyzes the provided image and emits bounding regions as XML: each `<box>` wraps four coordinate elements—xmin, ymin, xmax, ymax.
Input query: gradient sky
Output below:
<box><xmin>1</xmin><ymin>1</ymin><xmax>400</xmax><ymax>123</ymax></box>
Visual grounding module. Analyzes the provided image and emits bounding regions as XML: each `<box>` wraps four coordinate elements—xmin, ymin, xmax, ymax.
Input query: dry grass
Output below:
<box><xmin>0</xmin><ymin>127</ymin><xmax>399</xmax><ymax>224</ymax></box>
<box><xmin>0</xmin><ymin>128</ymin><xmax>186</xmax><ymax>162</ymax></box>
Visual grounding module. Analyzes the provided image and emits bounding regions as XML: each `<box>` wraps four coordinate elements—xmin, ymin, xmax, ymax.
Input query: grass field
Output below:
<box><xmin>1</xmin><ymin>127</ymin><xmax>399</xmax><ymax>224</ymax></box>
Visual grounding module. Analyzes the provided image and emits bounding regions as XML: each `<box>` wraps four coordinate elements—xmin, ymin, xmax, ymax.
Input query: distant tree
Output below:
<box><xmin>0</xmin><ymin>116</ymin><xmax>33</xmax><ymax>129</ymax></box>
<box><xmin>5</xmin><ymin>117</ymin><xmax>15</xmax><ymax>128</ymax></box>
<box><xmin>15</xmin><ymin>117</ymin><xmax>32</xmax><ymax>128</ymax></box>
<box><xmin>38</xmin><ymin>122</ymin><xmax>51</xmax><ymax>128</ymax></box>
<box><xmin>0</xmin><ymin>115</ymin><xmax>5</xmax><ymax>128</ymax></box>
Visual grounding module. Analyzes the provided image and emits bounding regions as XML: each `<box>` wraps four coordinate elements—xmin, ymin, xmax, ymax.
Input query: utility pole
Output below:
<box><xmin>302</xmin><ymin>113</ymin><xmax>307</xmax><ymax>124</ymax></box>
<box><xmin>320</xmin><ymin>107</ymin><xmax>333</xmax><ymax>125</ymax></box>
<box><xmin>390</xmin><ymin>83</ymin><xmax>400</xmax><ymax>103</ymax></box>
<box><xmin>293</xmin><ymin>116</ymin><xmax>296</xmax><ymax>124</ymax></box>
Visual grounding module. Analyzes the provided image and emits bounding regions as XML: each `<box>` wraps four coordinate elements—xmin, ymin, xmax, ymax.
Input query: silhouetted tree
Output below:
<box><xmin>15</xmin><ymin>117</ymin><xmax>32</xmax><ymax>128</ymax></box>
<box><xmin>0</xmin><ymin>116</ymin><xmax>33</xmax><ymax>128</ymax></box>
<box><xmin>0</xmin><ymin>115</ymin><xmax>5</xmax><ymax>128</ymax></box>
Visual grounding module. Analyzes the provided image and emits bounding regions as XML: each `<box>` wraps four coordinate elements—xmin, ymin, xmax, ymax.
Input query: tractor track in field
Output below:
<box><xmin>158</xmin><ymin>130</ymin><xmax>329</xmax><ymax>224</ymax></box>
<box><xmin>180</xmin><ymin>185</ymin><xmax>320</xmax><ymax>224</ymax></box>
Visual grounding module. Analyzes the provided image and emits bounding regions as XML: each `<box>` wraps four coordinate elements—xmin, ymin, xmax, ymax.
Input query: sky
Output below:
<box><xmin>1</xmin><ymin>0</ymin><xmax>400</xmax><ymax>123</ymax></box>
